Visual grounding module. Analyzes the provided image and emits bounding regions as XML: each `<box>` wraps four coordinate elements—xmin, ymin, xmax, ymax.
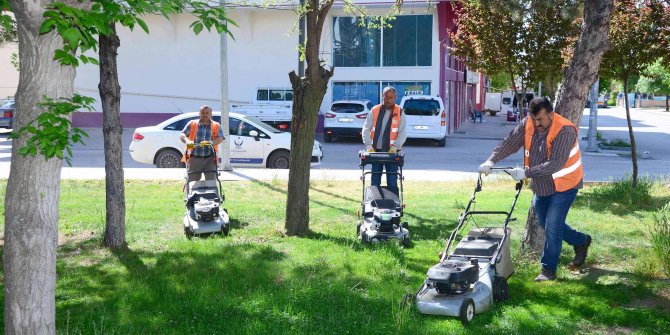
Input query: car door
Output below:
<box><xmin>228</xmin><ymin>117</ymin><xmax>267</xmax><ymax>165</ymax></box>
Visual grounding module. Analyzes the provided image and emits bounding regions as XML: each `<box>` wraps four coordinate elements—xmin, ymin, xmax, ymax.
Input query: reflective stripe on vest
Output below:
<box><xmin>181</xmin><ymin>120</ymin><xmax>220</xmax><ymax>163</ymax></box>
<box><xmin>370</xmin><ymin>104</ymin><xmax>401</xmax><ymax>145</ymax></box>
<box><xmin>524</xmin><ymin>113</ymin><xmax>583</xmax><ymax>192</ymax></box>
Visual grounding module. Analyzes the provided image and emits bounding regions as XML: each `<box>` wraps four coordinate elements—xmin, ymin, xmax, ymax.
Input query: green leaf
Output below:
<box><xmin>39</xmin><ymin>18</ymin><xmax>57</xmax><ymax>35</ymax></box>
<box><xmin>136</xmin><ymin>18</ymin><xmax>149</xmax><ymax>34</ymax></box>
<box><xmin>192</xmin><ymin>22</ymin><xmax>203</xmax><ymax>35</ymax></box>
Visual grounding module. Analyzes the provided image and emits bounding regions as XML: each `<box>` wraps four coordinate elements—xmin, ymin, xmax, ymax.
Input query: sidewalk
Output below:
<box><xmin>449</xmin><ymin>112</ymin><xmax>516</xmax><ymax>141</ymax></box>
<box><xmin>0</xmin><ymin>166</ymin><xmax>500</xmax><ymax>182</ymax></box>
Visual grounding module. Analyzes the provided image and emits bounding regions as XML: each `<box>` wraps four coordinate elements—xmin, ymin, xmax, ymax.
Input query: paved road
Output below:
<box><xmin>0</xmin><ymin>107</ymin><xmax>668</xmax><ymax>182</ymax></box>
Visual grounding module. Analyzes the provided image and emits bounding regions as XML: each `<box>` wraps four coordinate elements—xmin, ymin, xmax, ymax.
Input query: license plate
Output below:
<box><xmin>413</xmin><ymin>125</ymin><xmax>429</xmax><ymax>130</ymax></box>
<box><xmin>339</xmin><ymin>118</ymin><xmax>353</xmax><ymax>123</ymax></box>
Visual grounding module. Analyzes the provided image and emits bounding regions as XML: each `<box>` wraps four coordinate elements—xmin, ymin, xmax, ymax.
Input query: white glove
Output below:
<box><xmin>478</xmin><ymin>160</ymin><xmax>494</xmax><ymax>176</ymax></box>
<box><xmin>508</xmin><ymin>167</ymin><xmax>527</xmax><ymax>181</ymax></box>
<box><xmin>366</xmin><ymin>145</ymin><xmax>375</xmax><ymax>152</ymax></box>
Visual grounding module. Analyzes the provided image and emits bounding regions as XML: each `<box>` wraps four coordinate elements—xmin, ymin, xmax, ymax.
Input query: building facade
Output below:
<box><xmin>0</xmin><ymin>1</ymin><xmax>485</xmax><ymax>133</ymax></box>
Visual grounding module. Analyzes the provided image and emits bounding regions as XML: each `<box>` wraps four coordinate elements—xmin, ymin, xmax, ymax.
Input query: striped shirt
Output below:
<box><xmin>182</xmin><ymin>121</ymin><xmax>225</xmax><ymax>157</ymax></box>
<box><xmin>488</xmin><ymin>117</ymin><xmax>583</xmax><ymax>196</ymax></box>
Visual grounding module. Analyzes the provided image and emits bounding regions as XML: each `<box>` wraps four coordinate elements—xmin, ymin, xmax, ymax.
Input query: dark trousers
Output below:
<box><xmin>371</xmin><ymin>163</ymin><xmax>399</xmax><ymax>195</ymax></box>
<box><xmin>533</xmin><ymin>189</ymin><xmax>588</xmax><ymax>273</ymax></box>
<box><xmin>187</xmin><ymin>156</ymin><xmax>217</xmax><ymax>182</ymax></box>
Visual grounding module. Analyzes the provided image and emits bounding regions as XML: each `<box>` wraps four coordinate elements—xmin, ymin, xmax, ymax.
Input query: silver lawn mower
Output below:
<box><xmin>415</xmin><ymin>168</ymin><xmax>522</xmax><ymax>324</ymax></box>
<box><xmin>183</xmin><ymin>142</ymin><xmax>230</xmax><ymax>238</ymax></box>
<box><xmin>356</xmin><ymin>150</ymin><xmax>409</xmax><ymax>246</ymax></box>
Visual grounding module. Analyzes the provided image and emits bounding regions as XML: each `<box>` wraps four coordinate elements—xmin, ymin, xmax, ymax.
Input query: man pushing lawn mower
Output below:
<box><xmin>180</xmin><ymin>105</ymin><xmax>224</xmax><ymax>182</ymax></box>
<box><xmin>479</xmin><ymin>97</ymin><xmax>592</xmax><ymax>282</ymax></box>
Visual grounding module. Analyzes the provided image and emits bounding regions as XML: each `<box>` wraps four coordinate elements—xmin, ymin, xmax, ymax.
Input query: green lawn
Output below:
<box><xmin>1</xmin><ymin>179</ymin><xmax>669</xmax><ymax>334</ymax></box>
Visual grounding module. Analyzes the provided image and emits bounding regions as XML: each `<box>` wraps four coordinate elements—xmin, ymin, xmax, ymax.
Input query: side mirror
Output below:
<box><xmin>249</xmin><ymin>130</ymin><xmax>259</xmax><ymax>137</ymax></box>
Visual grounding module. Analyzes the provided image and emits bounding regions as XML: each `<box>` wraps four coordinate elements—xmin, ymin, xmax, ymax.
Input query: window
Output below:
<box><xmin>402</xmin><ymin>99</ymin><xmax>441</xmax><ymax>116</ymax></box>
<box><xmin>331</xmin><ymin>103</ymin><xmax>365</xmax><ymax>113</ymax></box>
<box><xmin>228</xmin><ymin>117</ymin><xmax>241</xmax><ymax>135</ymax></box>
<box><xmin>164</xmin><ymin>117</ymin><xmax>196</xmax><ymax>131</ymax></box>
<box><xmin>333</xmin><ymin>82</ymin><xmax>380</xmax><ymax>104</ymax></box>
<box><xmin>257</xmin><ymin>89</ymin><xmax>269</xmax><ymax>101</ymax></box>
<box><xmin>239</xmin><ymin>121</ymin><xmax>264</xmax><ymax>137</ymax></box>
<box><xmin>333</xmin><ymin>17</ymin><xmax>380</xmax><ymax>67</ymax></box>
<box><xmin>383</xmin><ymin>15</ymin><xmax>432</xmax><ymax>66</ymax></box>
<box><xmin>367</xmin><ymin>102</ymin><xmax>374</xmax><ymax>110</ymax></box>
<box><xmin>334</xmin><ymin>15</ymin><xmax>432</xmax><ymax>67</ymax></box>
<box><xmin>257</xmin><ymin>89</ymin><xmax>292</xmax><ymax>102</ymax></box>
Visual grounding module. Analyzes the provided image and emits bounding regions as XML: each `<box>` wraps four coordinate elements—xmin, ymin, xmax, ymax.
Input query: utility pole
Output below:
<box><xmin>538</xmin><ymin>81</ymin><xmax>542</xmax><ymax>97</ymax></box>
<box><xmin>586</xmin><ymin>78</ymin><xmax>599</xmax><ymax>152</ymax></box>
<box><xmin>219</xmin><ymin>1</ymin><xmax>232</xmax><ymax>171</ymax></box>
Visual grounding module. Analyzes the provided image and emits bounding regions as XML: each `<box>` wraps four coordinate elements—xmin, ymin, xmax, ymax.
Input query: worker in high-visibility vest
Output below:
<box><xmin>180</xmin><ymin>105</ymin><xmax>225</xmax><ymax>182</ymax></box>
<box><xmin>362</xmin><ymin>86</ymin><xmax>407</xmax><ymax>195</ymax></box>
<box><xmin>479</xmin><ymin>97</ymin><xmax>592</xmax><ymax>282</ymax></box>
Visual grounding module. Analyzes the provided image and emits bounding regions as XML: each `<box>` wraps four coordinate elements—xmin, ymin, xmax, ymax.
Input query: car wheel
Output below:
<box><xmin>268</xmin><ymin>150</ymin><xmax>290</xmax><ymax>169</ymax></box>
<box><xmin>437</xmin><ymin>136</ymin><xmax>446</xmax><ymax>147</ymax></box>
<box><xmin>155</xmin><ymin>149</ymin><xmax>184</xmax><ymax>168</ymax></box>
<box><xmin>324</xmin><ymin>134</ymin><xmax>332</xmax><ymax>143</ymax></box>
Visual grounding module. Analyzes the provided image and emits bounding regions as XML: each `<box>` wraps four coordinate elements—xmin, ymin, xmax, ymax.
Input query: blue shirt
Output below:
<box><xmin>182</xmin><ymin>121</ymin><xmax>225</xmax><ymax>157</ymax></box>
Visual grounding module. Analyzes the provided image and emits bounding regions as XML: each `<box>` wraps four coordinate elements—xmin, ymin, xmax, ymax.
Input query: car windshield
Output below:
<box><xmin>243</xmin><ymin>116</ymin><xmax>282</xmax><ymax>133</ymax></box>
<box><xmin>331</xmin><ymin>103</ymin><xmax>364</xmax><ymax>113</ymax></box>
<box><xmin>402</xmin><ymin>99</ymin><xmax>440</xmax><ymax>116</ymax></box>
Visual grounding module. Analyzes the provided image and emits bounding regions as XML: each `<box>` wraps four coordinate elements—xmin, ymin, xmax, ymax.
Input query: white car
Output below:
<box><xmin>400</xmin><ymin>95</ymin><xmax>447</xmax><ymax>147</ymax></box>
<box><xmin>323</xmin><ymin>99</ymin><xmax>374</xmax><ymax>142</ymax></box>
<box><xmin>129</xmin><ymin>112</ymin><xmax>323</xmax><ymax>169</ymax></box>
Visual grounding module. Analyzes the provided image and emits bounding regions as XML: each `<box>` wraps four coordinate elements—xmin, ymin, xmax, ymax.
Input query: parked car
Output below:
<box><xmin>0</xmin><ymin>100</ymin><xmax>15</xmax><ymax>129</ymax></box>
<box><xmin>129</xmin><ymin>112</ymin><xmax>323</xmax><ymax>169</ymax></box>
<box><xmin>400</xmin><ymin>95</ymin><xmax>447</xmax><ymax>147</ymax></box>
<box><xmin>323</xmin><ymin>99</ymin><xmax>374</xmax><ymax>142</ymax></box>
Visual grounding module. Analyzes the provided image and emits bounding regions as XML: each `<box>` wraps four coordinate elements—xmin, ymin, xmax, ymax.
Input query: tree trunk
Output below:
<box><xmin>623</xmin><ymin>78</ymin><xmax>638</xmax><ymax>188</ymax></box>
<box><xmin>284</xmin><ymin>0</ymin><xmax>334</xmax><ymax>236</ymax></box>
<box><xmin>4</xmin><ymin>1</ymin><xmax>76</xmax><ymax>334</ymax></box>
<box><xmin>521</xmin><ymin>0</ymin><xmax>612</xmax><ymax>255</ymax></box>
<box><xmin>665</xmin><ymin>94</ymin><xmax>668</xmax><ymax>112</ymax></box>
<box><xmin>99</xmin><ymin>23</ymin><xmax>126</xmax><ymax>248</ymax></box>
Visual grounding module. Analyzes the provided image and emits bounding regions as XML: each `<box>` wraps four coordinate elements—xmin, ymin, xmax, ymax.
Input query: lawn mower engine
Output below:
<box><xmin>372</xmin><ymin>208</ymin><xmax>401</xmax><ymax>233</ymax></box>
<box><xmin>425</xmin><ymin>259</ymin><xmax>479</xmax><ymax>295</ymax></box>
<box><xmin>188</xmin><ymin>190</ymin><xmax>220</xmax><ymax>222</ymax></box>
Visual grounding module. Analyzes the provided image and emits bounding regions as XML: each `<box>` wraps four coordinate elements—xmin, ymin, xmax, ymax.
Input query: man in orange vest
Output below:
<box><xmin>179</xmin><ymin>105</ymin><xmax>224</xmax><ymax>182</ymax></box>
<box><xmin>479</xmin><ymin>97</ymin><xmax>591</xmax><ymax>282</ymax></box>
<box><xmin>362</xmin><ymin>86</ymin><xmax>407</xmax><ymax>195</ymax></box>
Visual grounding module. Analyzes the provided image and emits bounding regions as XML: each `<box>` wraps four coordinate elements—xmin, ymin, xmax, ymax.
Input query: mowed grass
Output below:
<box><xmin>1</xmin><ymin>178</ymin><xmax>669</xmax><ymax>334</ymax></box>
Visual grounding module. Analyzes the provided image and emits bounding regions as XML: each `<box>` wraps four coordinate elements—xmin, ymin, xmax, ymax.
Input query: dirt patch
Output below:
<box><xmin>59</xmin><ymin>230</ymin><xmax>97</xmax><ymax>246</ymax></box>
<box><xmin>0</xmin><ymin>231</ymin><xmax>97</xmax><ymax>247</ymax></box>
<box><xmin>629</xmin><ymin>281</ymin><xmax>670</xmax><ymax>312</ymax></box>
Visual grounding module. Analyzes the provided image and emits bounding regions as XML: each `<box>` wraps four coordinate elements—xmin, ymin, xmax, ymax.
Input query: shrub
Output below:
<box><xmin>650</xmin><ymin>202</ymin><xmax>670</xmax><ymax>277</ymax></box>
<box><xmin>592</xmin><ymin>175</ymin><xmax>655</xmax><ymax>209</ymax></box>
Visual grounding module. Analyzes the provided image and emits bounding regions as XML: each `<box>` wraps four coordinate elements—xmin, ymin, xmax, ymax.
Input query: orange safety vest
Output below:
<box><xmin>524</xmin><ymin>113</ymin><xmax>583</xmax><ymax>192</ymax></box>
<box><xmin>181</xmin><ymin>120</ymin><xmax>221</xmax><ymax>163</ymax></box>
<box><xmin>370</xmin><ymin>104</ymin><xmax>402</xmax><ymax>146</ymax></box>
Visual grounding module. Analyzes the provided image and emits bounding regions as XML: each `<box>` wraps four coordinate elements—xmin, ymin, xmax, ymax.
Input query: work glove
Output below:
<box><xmin>388</xmin><ymin>146</ymin><xmax>397</xmax><ymax>154</ymax></box>
<box><xmin>508</xmin><ymin>167</ymin><xmax>527</xmax><ymax>181</ymax></box>
<box><xmin>199</xmin><ymin>141</ymin><xmax>212</xmax><ymax>147</ymax></box>
<box><xmin>478</xmin><ymin>160</ymin><xmax>494</xmax><ymax>176</ymax></box>
<box><xmin>366</xmin><ymin>146</ymin><xmax>375</xmax><ymax>153</ymax></box>
<box><xmin>186</xmin><ymin>141</ymin><xmax>195</xmax><ymax>149</ymax></box>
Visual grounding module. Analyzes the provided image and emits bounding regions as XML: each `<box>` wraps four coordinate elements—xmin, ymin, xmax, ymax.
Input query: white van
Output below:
<box><xmin>399</xmin><ymin>95</ymin><xmax>447</xmax><ymax>147</ymax></box>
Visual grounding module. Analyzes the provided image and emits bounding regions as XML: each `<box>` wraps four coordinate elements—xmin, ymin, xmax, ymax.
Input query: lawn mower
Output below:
<box><xmin>356</xmin><ymin>150</ymin><xmax>409</xmax><ymax>246</ymax></box>
<box><xmin>415</xmin><ymin>168</ymin><xmax>522</xmax><ymax>324</ymax></box>
<box><xmin>183</xmin><ymin>142</ymin><xmax>230</xmax><ymax>238</ymax></box>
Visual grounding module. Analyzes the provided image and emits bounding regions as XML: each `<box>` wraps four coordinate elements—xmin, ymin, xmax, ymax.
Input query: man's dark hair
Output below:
<box><xmin>529</xmin><ymin>97</ymin><xmax>554</xmax><ymax>115</ymax></box>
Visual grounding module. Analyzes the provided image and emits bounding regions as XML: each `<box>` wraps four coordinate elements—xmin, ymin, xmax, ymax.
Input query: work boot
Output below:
<box><xmin>534</xmin><ymin>268</ymin><xmax>556</xmax><ymax>282</ymax></box>
<box><xmin>570</xmin><ymin>235</ymin><xmax>592</xmax><ymax>267</ymax></box>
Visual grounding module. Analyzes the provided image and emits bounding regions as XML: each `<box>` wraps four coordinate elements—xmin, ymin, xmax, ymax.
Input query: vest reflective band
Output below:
<box><xmin>524</xmin><ymin>113</ymin><xmax>583</xmax><ymax>192</ymax></box>
<box><xmin>181</xmin><ymin>120</ymin><xmax>220</xmax><ymax>163</ymax></box>
<box><xmin>370</xmin><ymin>104</ymin><xmax>401</xmax><ymax>146</ymax></box>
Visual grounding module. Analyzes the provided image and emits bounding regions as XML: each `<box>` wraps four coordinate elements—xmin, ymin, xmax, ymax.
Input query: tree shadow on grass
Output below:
<box><xmin>50</xmin><ymin>240</ymin><xmax>438</xmax><ymax>335</ymax></box>
<box><xmin>573</xmin><ymin>189</ymin><xmax>670</xmax><ymax>217</ymax></box>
